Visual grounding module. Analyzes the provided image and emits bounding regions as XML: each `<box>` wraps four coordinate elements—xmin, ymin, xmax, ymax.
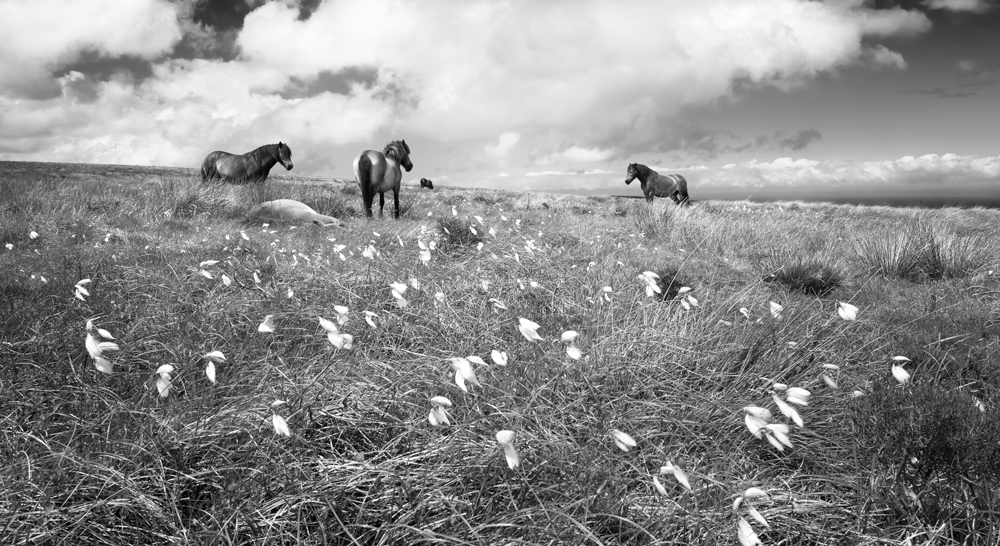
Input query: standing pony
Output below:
<box><xmin>420</xmin><ymin>178</ymin><xmax>434</xmax><ymax>189</ymax></box>
<box><xmin>201</xmin><ymin>142</ymin><xmax>293</xmax><ymax>184</ymax></box>
<box><xmin>353</xmin><ymin>140</ymin><xmax>413</xmax><ymax>219</ymax></box>
<box><xmin>624</xmin><ymin>163</ymin><xmax>690</xmax><ymax>205</ymax></box>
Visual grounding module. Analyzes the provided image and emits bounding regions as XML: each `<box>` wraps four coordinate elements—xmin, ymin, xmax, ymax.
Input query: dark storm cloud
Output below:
<box><xmin>296</xmin><ymin>0</ymin><xmax>323</xmax><ymax>20</ymax></box>
<box><xmin>190</xmin><ymin>0</ymin><xmax>265</xmax><ymax>31</ymax></box>
<box><xmin>61</xmin><ymin>51</ymin><xmax>155</xmax><ymax>86</ymax></box>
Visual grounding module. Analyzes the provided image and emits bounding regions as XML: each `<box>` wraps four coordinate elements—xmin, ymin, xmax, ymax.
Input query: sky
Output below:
<box><xmin>1</xmin><ymin>0</ymin><xmax>998</xmax><ymax>199</ymax></box>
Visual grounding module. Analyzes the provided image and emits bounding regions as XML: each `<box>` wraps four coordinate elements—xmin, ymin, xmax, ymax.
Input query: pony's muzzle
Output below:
<box><xmin>624</xmin><ymin>178</ymin><xmax>632</xmax><ymax>185</ymax></box>
<box><xmin>404</xmin><ymin>163</ymin><xmax>413</xmax><ymax>172</ymax></box>
<box><xmin>285</xmin><ymin>162</ymin><xmax>294</xmax><ymax>170</ymax></box>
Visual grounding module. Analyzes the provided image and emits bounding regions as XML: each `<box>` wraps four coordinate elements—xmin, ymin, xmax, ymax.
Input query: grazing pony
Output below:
<box><xmin>353</xmin><ymin>140</ymin><xmax>413</xmax><ymax>219</ymax></box>
<box><xmin>624</xmin><ymin>163</ymin><xmax>690</xmax><ymax>205</ymax></box>
<box><xmin>420</xmin><ymin>178</ymin><xmax>434</xmax><ymax>189</ymax></box>
<box><xmin>201</xmin><ymin>142</ymin><xmax>293</xmax><ymax>184</ymax></box>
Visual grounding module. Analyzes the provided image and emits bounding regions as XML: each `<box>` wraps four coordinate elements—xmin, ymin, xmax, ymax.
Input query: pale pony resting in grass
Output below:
<box><xmin>247</xmin><ymin>199</ymin><xmax>341</xmax><ymax>227</ymax></box>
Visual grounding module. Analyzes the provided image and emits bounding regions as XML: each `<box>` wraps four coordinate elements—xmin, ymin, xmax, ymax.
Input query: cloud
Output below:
<box><xmin>864</xmin><ymin>45</ymin><xmax>907</xmax><ymax>70</ymax></box>
<box><xmin>485</xmin><ymin>132</ymin><xmax>520</xmax><ymax>158</ymax></box>
<box><xmin>494</xmin><ymin>172</ymin><xmax>510</xmax><ymax>177</ymax></box>
<box><xmin>0</xmin><ymin>0</ymin><xmax>934</xmax><ymax>172</ymax></box>
<box><xmin>777</xmin><ymin>129</ymin><xmax>823</xmax><ymax>151</ymax></box>
<box><xmin>559</xmin><ymin>146</ymin><xmax>615</xmax><ymax>162</ymax></box>
<box><xmin>922</xmin><ymin>0</ymin><xmax>993</xmax><ymax>13</ymax></box>
<box><xmin>0</xmin><ymin>0</ymin><xmax>182</xmax><ymax>99</ymax></box>
<box><xmin>708</xmin><ymin>153</ymin><xmax>1000</xmax><ymax>187</ymax></box>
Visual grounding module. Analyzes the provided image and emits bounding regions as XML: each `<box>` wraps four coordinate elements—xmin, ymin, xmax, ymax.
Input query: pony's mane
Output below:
<box><xmin>384</xmin><ymin>140</ymin><xmax>408</xmax><ymax>161</ymax></box>
<box><xmin>248</xmin><ymin>143</ymin><xmax>279</xmax><ymax>159</ymax></box>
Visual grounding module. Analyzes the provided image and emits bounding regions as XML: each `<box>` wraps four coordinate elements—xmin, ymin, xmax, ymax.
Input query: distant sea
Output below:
<box><xmin>552</xmin><ymin>182</ymin><xmax>1000</xmax><ymax>209</ymax></box>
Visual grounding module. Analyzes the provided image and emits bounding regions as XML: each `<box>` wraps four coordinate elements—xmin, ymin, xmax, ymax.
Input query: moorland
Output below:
<box><xmin>2</xmin><ymin>161</ymin><xmax>999</xmax><ymax>545</ymax></box>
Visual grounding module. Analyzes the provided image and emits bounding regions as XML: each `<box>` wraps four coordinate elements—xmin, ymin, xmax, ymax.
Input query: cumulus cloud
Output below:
<box><xmin>864</xmin><ymin>45</ymin><xmax>907</xmax><ymax>70</ymax></box>
<box><xmin>0</xmin><ymin>0</ymin><xmax>934</xmax><ymax>173</ymax></box>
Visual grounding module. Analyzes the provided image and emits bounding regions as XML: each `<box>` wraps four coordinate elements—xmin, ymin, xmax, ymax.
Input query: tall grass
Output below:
<box><xmin>2</xmin><ymin>164</ymin><xmax>1000</xmax><ymax>544</ymax></box>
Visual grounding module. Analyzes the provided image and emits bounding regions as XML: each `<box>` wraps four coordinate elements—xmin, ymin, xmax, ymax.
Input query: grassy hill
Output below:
<box><xmin>2</xmin><ymin>161</ymin><xmax>999</xmax><ymax>545</ymax></box>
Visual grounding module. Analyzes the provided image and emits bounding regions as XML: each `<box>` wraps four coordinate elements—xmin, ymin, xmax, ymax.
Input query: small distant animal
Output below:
<box><xmin>248</xmin><ymin>199</ymin><xmax>340</xmax><ymax>227</ymax></box>
<box><xmin>354</xmin><ymin>140</ymin><xmax>413</xmax><ymax>219</ymax></box>
<box><xmin>201</xmin><ymin>142</ymin><xmax>293</xmax><ymax>184</ymax></box>
<box><xmin>420</xmin><ymin>178</ymin><xmax>434</xmax><ymax>189</ymax></box>
<box><xmin>624</xmin><ymin>163</ymin><xmax>690</xmax><ymax>205</ymax></box>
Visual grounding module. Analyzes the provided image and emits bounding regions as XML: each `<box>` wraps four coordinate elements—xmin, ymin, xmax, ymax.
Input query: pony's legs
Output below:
<box><xmin>393</xmin><ymin>189</ymin><xmax>400</xmax><ymax>219</ymax></box>
<box><xmin>378</xmin><ymin>192</ymin><xmax>386</xmax><ymax>218</ymax></box>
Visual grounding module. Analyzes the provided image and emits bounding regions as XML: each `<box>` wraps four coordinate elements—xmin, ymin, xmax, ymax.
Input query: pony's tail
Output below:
<box><xmin>679</xmin><ymin>179</ymin><xmax>691</xmax><ymax>206</ymax></box>
<box><xmin>357</xmin><ymin>154</ymin><xmax>373</xmax><ymax>202</ymax></box>
<box><xmin>201</xmin><ymin>154</ymin><xmax>218</xmax><ymax>182</ymax></box>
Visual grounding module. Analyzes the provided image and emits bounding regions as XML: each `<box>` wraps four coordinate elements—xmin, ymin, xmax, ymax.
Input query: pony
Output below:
<box><xmin>248</xmin><ymin>199</ymin><xmax>340</xmax><ymax>227</ymax></box>
<box><xmin>624</xmin><ymin>163</ymin><xmax>690</xmax><ymax>205</ymax></box>
<box><xmin>353</xmin><ymin>140</ymin><xmax>413</xmax><ymax>219</ymax></box>
<box><xmin>201</xmin><ymin>142</ymin><xmax>293</xmax><ymax>184</ymax></box>
<box><xmin>420</xmin><ymin>178</ymin><xmax>434</xmax><ymax>189</ymax></box>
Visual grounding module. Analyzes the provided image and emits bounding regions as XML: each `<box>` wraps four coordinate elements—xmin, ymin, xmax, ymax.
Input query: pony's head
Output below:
<box><xmin>624</xmin><ymin>163</ymin><xmax>639</xmax><ymax>185</ymax></box>
<box><xmin>385</xmin><ymin>140</ymin><xmax>413</xmax><ymax>172</ymax></box>
<box><xmin>277</xmin><ymin>142</ymin><xmax>293</xmax><ymax>170</ymax></box>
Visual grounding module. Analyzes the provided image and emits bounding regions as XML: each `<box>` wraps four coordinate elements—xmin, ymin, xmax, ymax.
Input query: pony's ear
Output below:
<box><xmin>278</xmin><ymin>141</ymin><xmax>283</xmax><ymax>146</ymax></box>
<box><xmin>402</xmin><ymin>139</ymin><xmax>410</xmax><ymax>153</ymax></box>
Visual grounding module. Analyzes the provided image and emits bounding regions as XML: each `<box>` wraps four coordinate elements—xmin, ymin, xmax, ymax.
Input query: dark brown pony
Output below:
<box><xmin>201</xmin><ymin>142</ymin><xmax>293</xmax><ymax>184</ymax></box>
<box><xmin>353</xmin><ymin>140</ymin><xmax>413</xmax><ymax>219</ymax></box>
<box><xmin>420</xmin><ymin>178</ymin><xmax>434</xmax><ymax>189</ymax></box>
<box><xmin>624</xmin><ymin>163</ymin><xmax>690</xmax><ymax>205</ymax></box>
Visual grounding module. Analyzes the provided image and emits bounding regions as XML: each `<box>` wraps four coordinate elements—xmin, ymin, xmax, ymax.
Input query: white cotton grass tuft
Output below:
<box><xmin>638</xmin><ymin>271</ymin><xmax>661</xmax><ymax>297</ymax></box>
<box><xmin>611</xmin><ymin>429</ymin><xmax>637</xmax><ymax>452</ymax></box>
<box><xmin>764</xmin><ymin>423</ymin><xmax>792</xmax><ymax>451</ymax></box>
<box><xmin>892</xmin><ymin>363</ymin><xmax>911</xmax><ymax>385</ymax></box>
<box><xmin>390</xmin><ymin>282</ymin><xmax>408</xmax><ymax>308</ymax></box>
<box><xmin>743</xmin><ymin>406</ymin><xmax>771</xmax><ymax>439</ymax></box>
<box><xmin>495</xmin><ymin>430</ymin><xmax>520</xmax><ymax>469</ymax></box>
<box><xmin>659</xmin><ymin>461</ymin><xmax>692</xmax><ymax>491</ymax></box>
<box><xmin>491</xmin><ymin>350</ymin><xmax>508</xmax><ymax>366</ymax></box>
<box><xmin>272</xmin><ymin>414</ymin><xmax>291</xmax><ymax>437</ymax></box>
<box><xmin>155</xmin><ymin>365</ymin><xmax>174</xmax><ymax>398</ymax></box>
<box><xmin>769</xmin><ymin>301</ymin><xmax>783</xmax><ymax>319</ymax></box>
<box><xmin>772</xmin><ymin>394</ymin><xmax>804</xmax><ymax>428</ymax></box>
<box><xmin>203</xmin><ymin>351</ymin><xmax>224</xmax><ymax>384</ymax></box>
<box><xmin>334</xmin><ymin>305</ymin><xmax>349</xmax><ymax>325</ymax></box>
<box><xmin>517</xmin><ymin>317</ymin><xmax>542</xmax><ymax>341</ymax></box>
<box><xmin>785</xmin><ymin>387</ymin><xmax>811</xmax><ymax>406</ymax></box>
<box><xmin>85</xmin><ymin>320</ymin><xmax>120</xmax><ymax>374</ymax></box>
<box><xmin>737</xmin><ymin>517</ymin><xmax>762</xmax><ymax>546</ymax></box>
<box><xmin>837</xmin><ymin>301</ymin><xmax>859</xmax><ymax>321</ymax></box>
<box><xmin>74</xmin><ymin>278</ymin><xmax>91</xmax><ymax>301</ymax></box>
<box><xmin>258</xmin><ymin>314</ymin><xmax>276</xmax><ymax>333</ymax></box>
<box><xmin>428</xmin><ymin>396</ymin><xmax>452</xmax><ymax>426</ymax></box>
<box><xmin>450</xmin><ymin>357</ymin><xmax>482</xmax><ymax>392</ymax></box>
<box><xmin>652</xmin><ymin>476</ymin><xmax>668</xmax><ymax>496</ymax></box>
<box><xmin>364</xmin><ymin>311</ymin><xmax>378</xmax><ymax>328</ymax></box>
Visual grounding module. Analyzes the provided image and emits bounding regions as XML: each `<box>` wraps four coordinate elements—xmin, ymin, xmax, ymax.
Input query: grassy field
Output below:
<box><xmin>2</xmin><ymin>161</ymin><xmax>999</xmax><ymax>545</ymax></box>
